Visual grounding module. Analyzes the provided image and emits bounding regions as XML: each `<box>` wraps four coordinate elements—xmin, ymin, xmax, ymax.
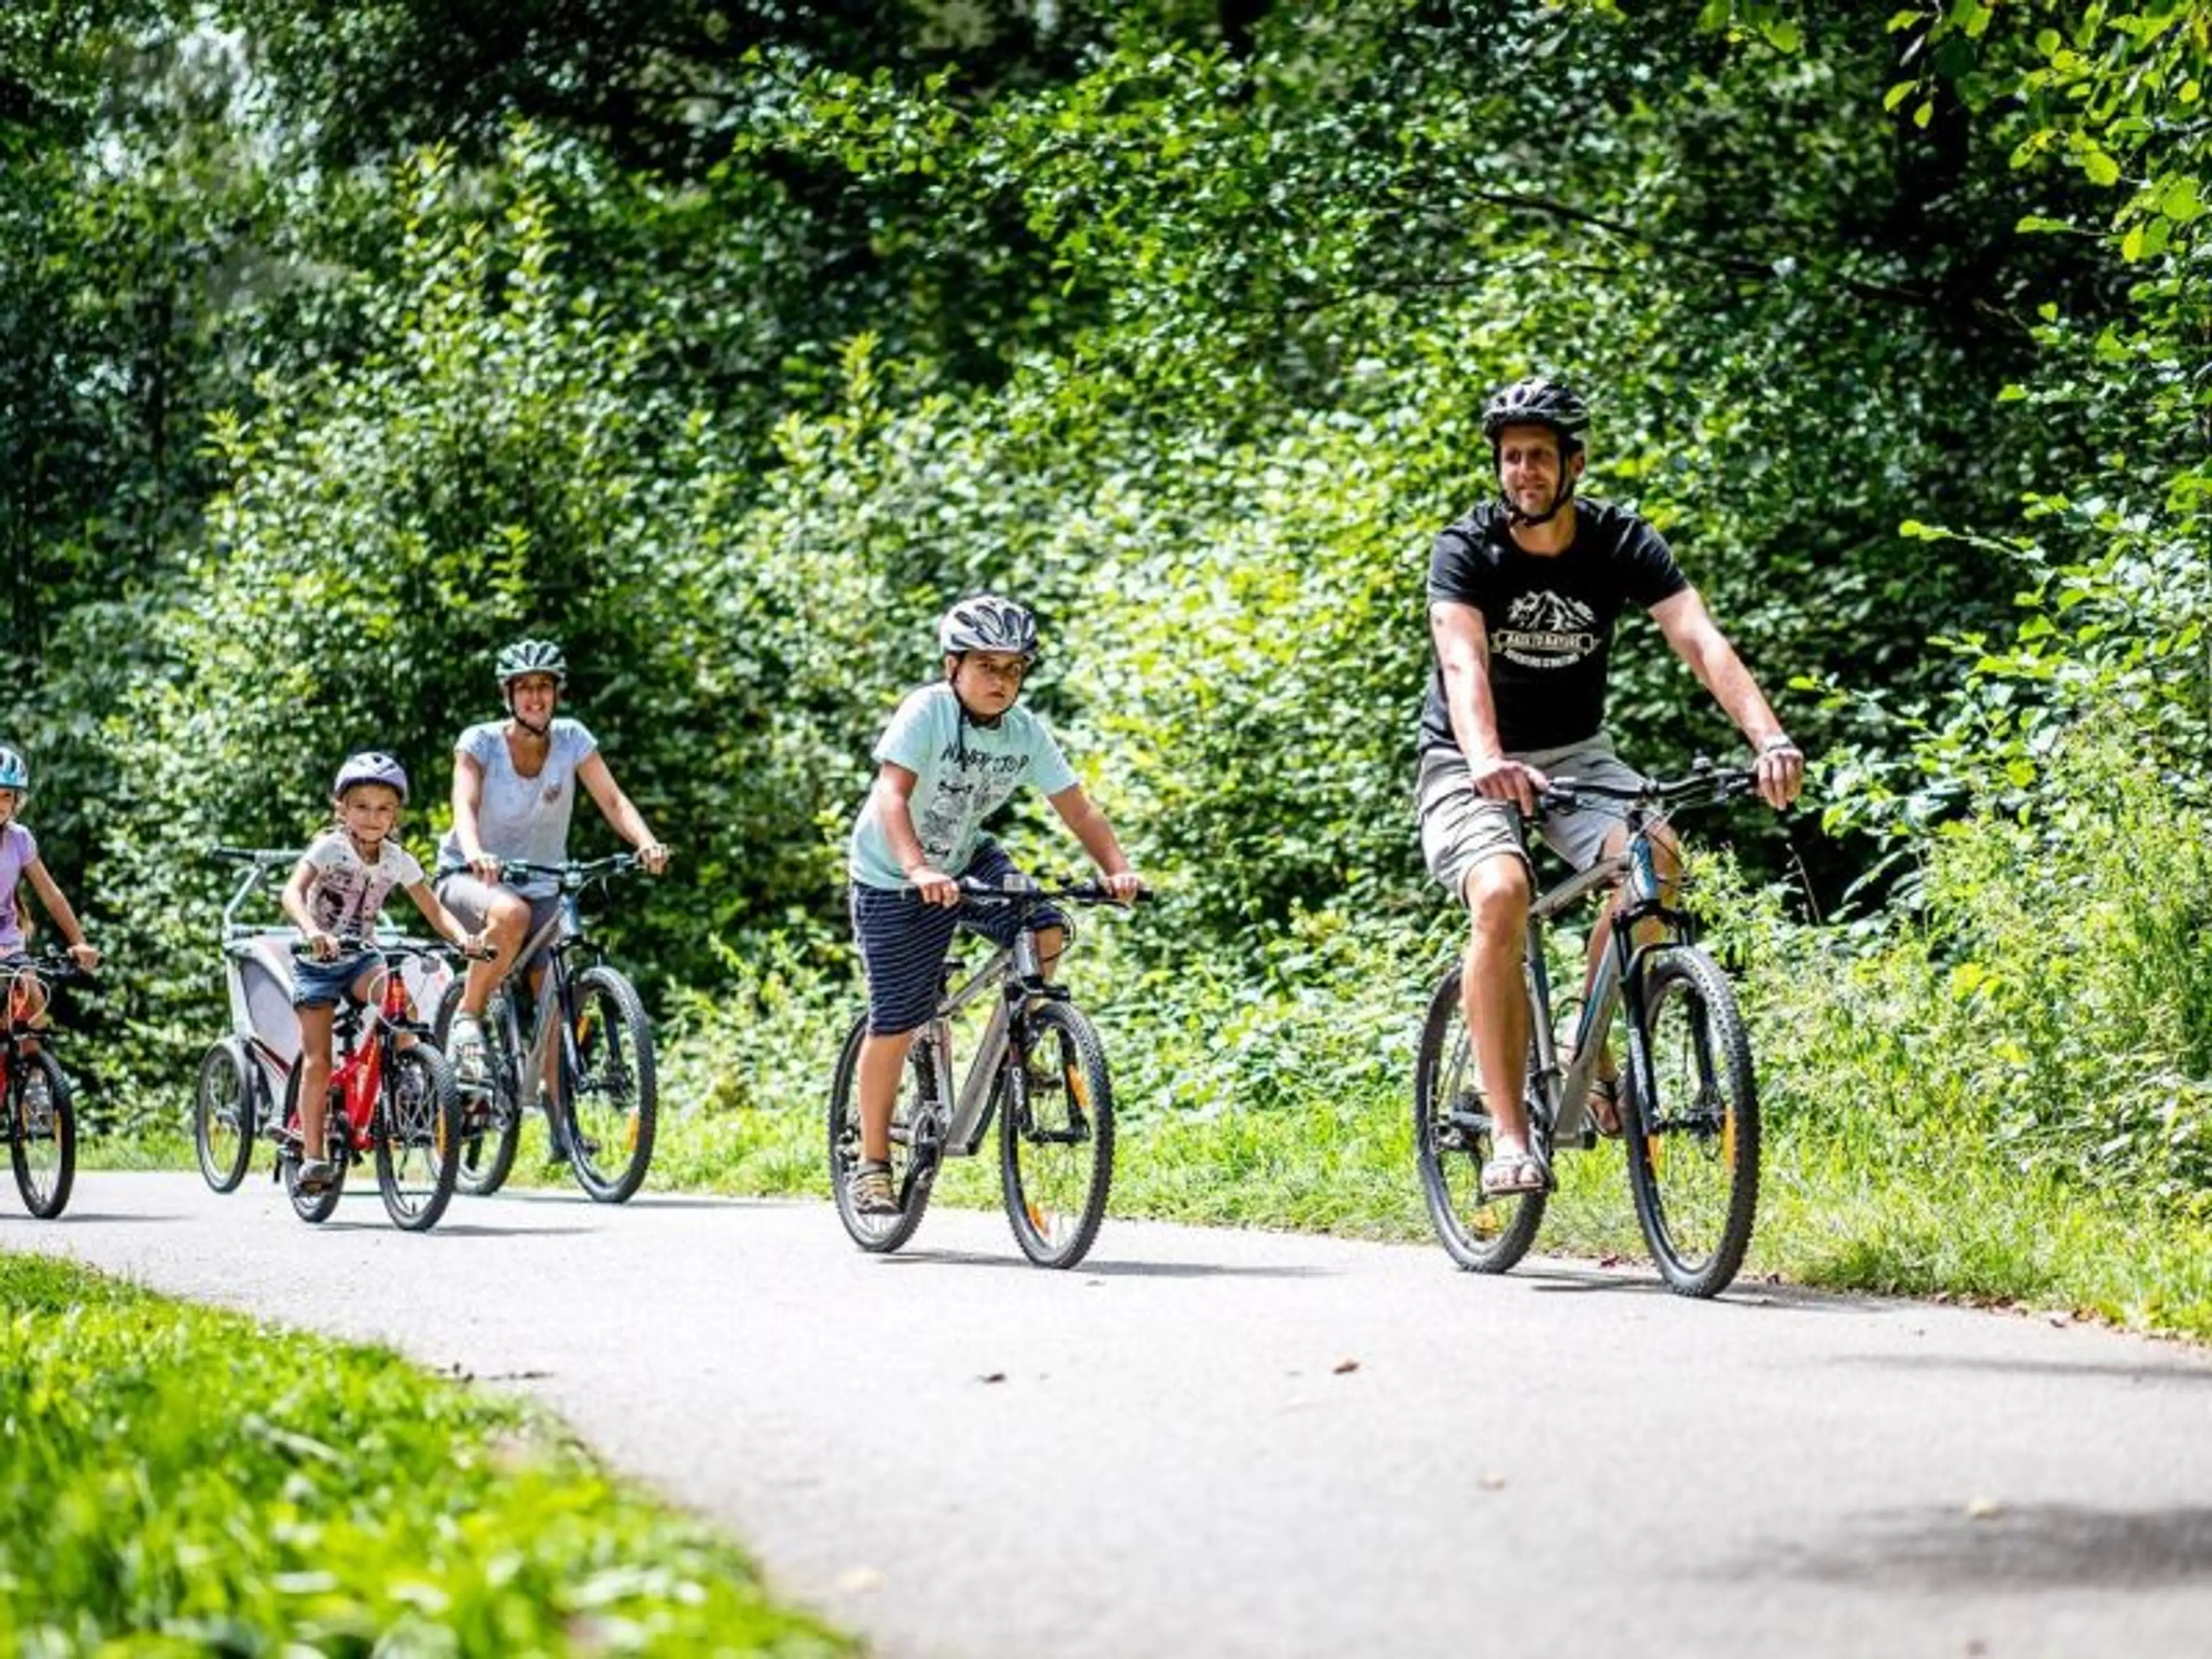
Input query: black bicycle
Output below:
<box><xmin>828</xmin><ymin>877</ymin><xmax>1133</xmax><ymax>1268</ymax></box>
<box><xmin>3</xmin><ymin>952</ymin><xmax>86</xmax><ymax>1218</ymax></box>
<box><xmin>1414</xmin><ymin>762</ymin><xmax>1763</xmax><ymax>1297</ymax></box>
<box><xmin>431</xmin><ymin>854</ymin><xmax>657</xmax><ymax>1203</ymax></box>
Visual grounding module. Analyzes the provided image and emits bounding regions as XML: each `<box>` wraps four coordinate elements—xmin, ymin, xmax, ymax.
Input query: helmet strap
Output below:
<box><xmin>504</xmin><ymin>687</ymin><xmax>554</xmax><ymax>739</ymax></box>
<box><xmin>1495</xmin><ymin>442</ymin><xmax>1582</xmax><ymax>529</ymax></box>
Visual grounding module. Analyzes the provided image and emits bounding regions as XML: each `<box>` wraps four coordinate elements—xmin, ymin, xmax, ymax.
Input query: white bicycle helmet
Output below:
<box><xmin>494</xmin><ymin>637</ymin><xmax>569</xmax><ymax>687</ymax></box>
<box><xmin>937</xmin><ymin>594</ymin><xmax>1040</xmax><ymax>661</ymax></box>
<box><xmin>332</xmin><ymin>751</ymin><xmax>410</xmax><ymax>803</ymax></box>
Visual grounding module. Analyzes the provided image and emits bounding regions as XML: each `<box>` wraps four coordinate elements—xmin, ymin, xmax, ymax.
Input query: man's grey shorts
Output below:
<box><xmin>1416</xmin><ymin>734</ymin><xmax>1643</xmax><ymax>903</ymax></box>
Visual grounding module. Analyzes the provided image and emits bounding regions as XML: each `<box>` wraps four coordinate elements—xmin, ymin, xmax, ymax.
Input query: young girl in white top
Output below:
<box><xmin>280</xmin><ymin>752</ymin><xmax>481</xmax><ymax>1192</ymax></box>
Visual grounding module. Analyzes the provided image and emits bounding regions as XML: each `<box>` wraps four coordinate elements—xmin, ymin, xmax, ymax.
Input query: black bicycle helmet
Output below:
<box><xmin>1480</xmin><ymin>376</ymin><xmax>1590</xmax><ymax>454</ymax></box>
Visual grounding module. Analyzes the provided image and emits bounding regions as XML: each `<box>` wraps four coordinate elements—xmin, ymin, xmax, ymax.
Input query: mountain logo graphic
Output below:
<box><xmin>1496</xmin><ymin>591</ymin><xmax>1599</xmax><ymax>669</ymax></box>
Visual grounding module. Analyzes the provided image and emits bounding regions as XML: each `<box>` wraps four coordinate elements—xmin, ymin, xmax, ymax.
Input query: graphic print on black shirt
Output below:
<box><xmin>1418</xmin><ymin>497</ymin><xmax>1688</xmax><ymax>754</ymax></box>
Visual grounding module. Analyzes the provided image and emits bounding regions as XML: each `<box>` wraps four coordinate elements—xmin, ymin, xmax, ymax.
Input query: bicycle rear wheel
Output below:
<box><xmin>1623</xmin><ymin>945</ymin><xmax>1760</xmax><ymax>1298</ymax></box>
<box><xmin>1413</xmin><ymin>966</ymin><xmax>1546</xmax><ymax>1273</ymax></box>
<box><xmin>194</xmin><ymin>1038</ymin><xmax>255</xmax><ymax>1193</ymax></box>
<box><xmin>10</xmin><ymin>1051</ymin><xmax>75</xmax><ymax>1219</ymax></box>
<box><xmin>432</xmin><ymin>981</ymin><xmax>523</xmax><ymax>1197</ymax></box>
<box><xmin>279</xmin><ymin>1067</ymin><xmax>348</xmax><ymax>1224</ymax></box>
<box><xmin>1000</xmin><ymin>1000</ymin><xmax>1115</xmax><ymax>1268</ymax></box>
<box><xmin>376</xmin><ymin>1044</ymin><xmax>462</xmax><ymax>1232</ymax></box>
<box><xmin>827</xmin><ymin>1013</ymin><xmax>938</xmax><ymax>1253</ymax></box>
<box><xmin>562</xmin><ymin>964</ymin><xmax>657</xmax><ymax>1203</ymax></box>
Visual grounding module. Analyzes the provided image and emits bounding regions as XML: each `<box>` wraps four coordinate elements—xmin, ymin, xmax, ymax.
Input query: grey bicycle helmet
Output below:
<box><xmin>937</xmin><ymin>594</ymin><xmax>1040</xmax><ymax>661</ymax></box>
<box><xmin>1480</xmin><ymin>376</ymin><xmax>1590</xmax><ymax>454</ymax></box>
<box><xmin>332</xmin><ymin>751</ymin><xmax>410</xmax><ymax>803</ymax></box>
<box><xmin>494</xmin><ymin>637</ymin><xmax>569</xmax><ymax>687</ymax></box>
<box><xmin>0</xmin><ymin>745</ymin><xmax>26</xmax><ymax>794</ymax></box>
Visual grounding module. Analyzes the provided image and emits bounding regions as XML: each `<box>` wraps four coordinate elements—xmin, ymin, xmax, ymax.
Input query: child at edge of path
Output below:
<box><xmin>844</xmin><ymin>594</ymin><xmax>1142</xmax><ymax>1218</ymax></box>
<box><xmin>0</xmin><ymin>744</ymin><xmax>102</xmax><ymax>1039</ymax></box>
<box><xmin>279</xmin><ymin>751</ymin><xmax>483</xmax><ymax>1194</ymax></box>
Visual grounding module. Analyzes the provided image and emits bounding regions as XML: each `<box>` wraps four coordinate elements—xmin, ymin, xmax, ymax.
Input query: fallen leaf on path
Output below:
<box><xmin>1333</xmin><ymin>1358</ymin><xmax>1359</xmax><ymax>1375</ymax></box>
<box><xmin>1478</xmin><ymin>1473</ymin><xmax>1508</xmax><ymax>1491</ymax></box>
<box><xmin>1964</xmin><ymin>1496</ymin><xmax>2002</xmax><ymax>1521</ymax></box>
<box><xmin>979</xmin><ymin>1371</ymin><xmax>1007</xmax><ymax>1384</ymax></box>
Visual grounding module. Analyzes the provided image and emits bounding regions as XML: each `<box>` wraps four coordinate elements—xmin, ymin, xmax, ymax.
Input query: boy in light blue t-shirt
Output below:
<box><xmin>844</xmin><ymin>594</ymin><xmax>1141</xmax><ymax>1218</ymax></box>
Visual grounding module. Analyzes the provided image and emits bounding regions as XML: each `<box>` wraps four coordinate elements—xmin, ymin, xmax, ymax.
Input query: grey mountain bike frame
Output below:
<box><xmin>914</xmin><ymin>924</ymin><xmax>1055</xmax><ymax>1156</ymax></box>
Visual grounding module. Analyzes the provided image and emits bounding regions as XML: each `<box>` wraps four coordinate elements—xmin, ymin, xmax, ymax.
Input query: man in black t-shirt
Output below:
<box><xmin>1418</xmin><ymin>376</ymin><xmax>1804</xmax><ymax>1198</ymax></box>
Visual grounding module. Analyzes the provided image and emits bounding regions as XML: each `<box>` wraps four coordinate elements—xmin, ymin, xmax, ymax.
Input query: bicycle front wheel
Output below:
<box><xmin>827</xmin><ymin>1013</ymin><xmax>937</xmax><ymax>1253</ymax></box>
<box><xmin>1000</xmin><ymin>1000</ymin><xmax>1115</xmax><ymax>1268</ymax></box>
<box><xmin>193</xmin><ymin>1039</ymin><xmax>256</xmax><ymax>1193</ymax></box>
<box><xmin>432</xmin><ymin>981</ymin><xmax>523</xmax><ymax>1197</ymax></box>
<box><xmin>563</xmin><ymin>964</ymin><xmax>657</xmax><ymax>1203</ymax></box>
<box><xmin>376</xmin><ymin>1044</ymin><xmax>462</xmax><ymax>1232</ymax></box>
<box><xmin>1623</xmin><ymin>945</ymin><xmax>1760</xmax><ymax>1298</ymax></box>
<box><xmin>10</xmin><ymin>1050</ymin><xmax>76</xmax><ymax>1218</ymax></box>
<box><xmin>1413</xmin><ymin>966</ymin><xmax>1546</xmax><ymax>1273</ymax></box>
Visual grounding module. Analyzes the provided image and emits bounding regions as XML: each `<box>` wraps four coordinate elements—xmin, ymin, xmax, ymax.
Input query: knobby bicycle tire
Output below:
<box><xmin>433</xmin><ymin>980</ymin><xmax>523</xmax><ymax>1197</ymax></box>
<box><xmin>193</xmin><ymin>1038</ymin><xmax>256</xmax><ymax>1193</ymax></box>
<box><xmin>1413</xmin><ymin>965</ymin><xmax>1547</xmax><ymax>1274</ymax></box>
<box><xmin>10</xmin><ymin>1050</ymin><xmax>75</xmax><ymax>1219</ymax></box>
<box><xmin>999</xmin><ymin>999</ymin><xmax>1115</xmax><ymax>1268</ymax></box>
<box><xmin>1622</xmin><ymin>945</ymin><xmax>1760</xmax><ymax>1298</ymax></box>
<box><xmin>376</xmin><ymin>1043</ymin><xmax>462</xmax><ymax>1232</ymax></box>
<box><xmin>562</xmin><ymin>964</ymin><xmax>657</xmax><ymax>1203</ymax></box>
<box><xmin>827</xmin><ymin>1012</ymin><xmax>938</xmax><ymax>1253</ymax></box>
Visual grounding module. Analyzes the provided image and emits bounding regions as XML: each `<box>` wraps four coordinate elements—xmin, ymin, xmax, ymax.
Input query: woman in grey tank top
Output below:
<box><xmin>435</xmin><ymin>639</ymin><xmax>669</xmax><ymax>1140</ymax></box>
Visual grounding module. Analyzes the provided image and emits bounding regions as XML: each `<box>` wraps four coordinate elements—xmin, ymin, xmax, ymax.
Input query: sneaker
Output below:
<box><xmin>448</xmin><ymin>1014</ymin><xmax>488</xmax><ymax>1086</ymax></box>
<box><xmin>296</xmin><ymin>1157</ymin><xmax>335</xmax><ymax>1194</ymax></box>
<box><xmin>849</xmin><ymin>1158</ymin><xmax>900</xmax><ymax>1218</ymax></box>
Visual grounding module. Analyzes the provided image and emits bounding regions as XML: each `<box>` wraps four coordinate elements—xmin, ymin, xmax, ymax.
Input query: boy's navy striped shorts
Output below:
<box><xmin>849</xmin><ymin>840</ymin><xmax>1069</xmax><ymax>1036</ymax></box>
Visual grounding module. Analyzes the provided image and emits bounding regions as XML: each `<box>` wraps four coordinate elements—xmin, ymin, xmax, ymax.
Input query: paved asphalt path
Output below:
<box><xmin>8</xmin><ymin>1172</ymin><xmax>2212</xmax><ymax>1657</ymax></box>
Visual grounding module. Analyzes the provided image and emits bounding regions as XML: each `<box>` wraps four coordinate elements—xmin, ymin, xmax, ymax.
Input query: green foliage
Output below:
<box><xmin>0</xmin><ymin>1252</ymin><xmax>849</xmax><ymax>1654</ymax></box>
<box><xmin>1714</xmin><ymin>721</ymin><xmax>2212</xmax><ymax>1214</ymax></box>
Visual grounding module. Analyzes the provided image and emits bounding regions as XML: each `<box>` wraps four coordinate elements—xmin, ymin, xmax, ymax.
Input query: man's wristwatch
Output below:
<box><xmin>1758</xmin><ymin>734</ymin><xmax>1800</xmax><ymax>756</ymax></box>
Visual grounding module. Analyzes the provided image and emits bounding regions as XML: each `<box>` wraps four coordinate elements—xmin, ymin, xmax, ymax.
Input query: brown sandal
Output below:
<box><xmin>1590</xmin><ymin>1074</ymin><xmax>1627</xmax><ymax>1139</ymax></box>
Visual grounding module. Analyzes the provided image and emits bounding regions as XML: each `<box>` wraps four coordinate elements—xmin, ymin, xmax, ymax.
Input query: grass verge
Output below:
<box><xmin>0</xmin><ymin>1252</ymin><xmax>851</xmax><ymax>1656</ymax></box>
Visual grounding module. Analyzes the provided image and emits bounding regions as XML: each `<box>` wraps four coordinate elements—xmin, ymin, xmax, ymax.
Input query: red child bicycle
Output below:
<box><xmin>280</xmin><ymin>938</ymin><xmax>465</xmax><ymax>1231</ymax></box>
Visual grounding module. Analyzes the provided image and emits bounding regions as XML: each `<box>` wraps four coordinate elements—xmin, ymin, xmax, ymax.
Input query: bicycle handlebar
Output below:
<box><xmin>1537</xmin><ymin>762</ymin><xmax>1759</xmax><ymax>815</ymax></box>
<box><xmin>909</xmin><ymin>876</ymin><xmax>1143</xmax><ymax>908</ymax></box>
<box><xmin>289</xmin><ymin>937</ymin><xmax>487</xmax><ymax>963</ymax></box>
<box><xmin>6</xmin><ymin>952</ymin><xmax>92</xmax><ymax>982</ymax></box>
<box><xmin>469</xmin><ymin>853</ymin><xmax>641</xmax><ymax>889</ymax></box>
<box><xmin>210</xmin><ymin>844</ymin><xmax>304</xmax><ymax>869</ymax></box>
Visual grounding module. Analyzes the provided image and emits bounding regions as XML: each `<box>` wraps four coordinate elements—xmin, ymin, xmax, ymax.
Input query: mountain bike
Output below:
<box><xmin>3</xmin><ymin>952</ymin><xmax>88</xmax><ymax>1218</ymax></box>
<box><xmin>194</xmin><ymin>846</ymin><xmax>454</xmax><ymax>1194</ymax></box>
<box><xmin>278</xmin><ymin>938</ymin><xmax>464</xmax><ymax>1231</ymax></box>
<box><xmin>828</xmin><ymin>877</ymin><xmax>1133</xmax><ymax>1268</ymax></box>
<box><xmin>430</xmin><ymin>854</ymin><xmax>657</xmax><ymax>1203</ymax></box>
<box><xmin>1414</xmin><ymin>761</ymin><xmax>1763</xmax><ymax>1297</ymax></box>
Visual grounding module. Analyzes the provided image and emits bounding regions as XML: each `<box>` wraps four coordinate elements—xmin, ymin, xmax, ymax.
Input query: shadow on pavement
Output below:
<box><xmin>881</xmin><ymin>1248</ymin><xmax>1329</xmax><ymax>1280</ymax></box>
<box><xmin>2</xmin><ymin>1212</ymin><xmax>187</xmax><ymax>1225</ymax></box>
<box><xmin>1518</xmin><ymin>1266</ymin><xmax>1870</xmax><ymax>1312</ymax></box>
<box><xmin>1744</xmin><ymin>1503</ymin><xmax>2212</xmax><ymax>1590</ymax></box>
<box><xmin>1835</xmin><ymin>1350</ymin><xmax>2212</xmax><ymax>1387</ymax></box>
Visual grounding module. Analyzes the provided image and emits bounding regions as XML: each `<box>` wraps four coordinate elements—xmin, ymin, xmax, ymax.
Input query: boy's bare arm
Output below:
<box><xmin>1047</xmin><ymin>786</ymin><xmax>1140</xmax><ymax>899</ymax></box>
<box><xmin>874</xmin><ymin>764</ymin><xmax>959</xmax><ymax>905</ymax></box>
